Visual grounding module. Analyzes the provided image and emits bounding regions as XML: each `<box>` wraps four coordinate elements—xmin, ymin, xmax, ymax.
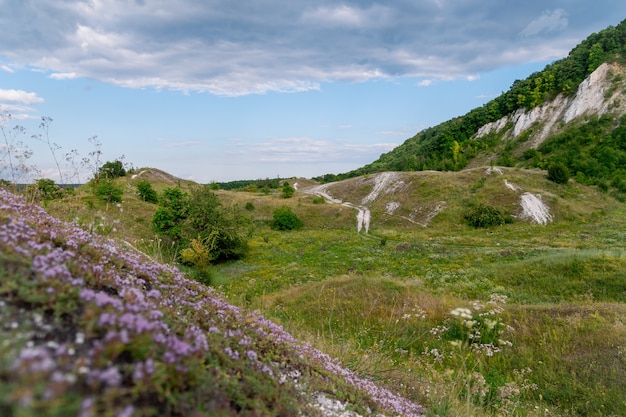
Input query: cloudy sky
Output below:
<box><xmin>1</xmin><ymin>1</ymin><xmax>625</xmax><ymax>182</ymax></box>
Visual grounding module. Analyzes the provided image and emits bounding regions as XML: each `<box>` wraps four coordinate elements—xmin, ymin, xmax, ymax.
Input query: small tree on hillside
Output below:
<box><xmin>136</xmin><ymin>180</ymin><xmax>158</xmax><ymax>203</ymax></box>
<box><xmin>182</xmin><ymin>186</ymin><xmax>249</xmax><ymax>262</ymax></box>
<box><xmin>281</xmin><ymin>181</ymin><xmax>295</xmax><ymax>198</ymax></box>
<box><xmin>98</xmin><ymin>160</ymin><xmax>126</xmax><ymax>179</ymax></box>
<box><xmin>152</xmin><ymin>186</ymin><xmax>188</xmax><ymax>240</ymax></box>
<box><xmin>94</xmin><ymin>178</ymin><xmax>124</xmax><ymax>204</ymax></box>
<box><xmin>271</xmin><ymin>206</ymin><xmax>303</xmax><ymax>231</ymax></box>
<box><xmin>464</xmin><ymin>204</ymin><xmax>506</xmax><ymax>228</ymax></box>
<box><xmin>547</xmin><ymin>162</ymin><xmax>570</xmax><ymax>184</ymax></box>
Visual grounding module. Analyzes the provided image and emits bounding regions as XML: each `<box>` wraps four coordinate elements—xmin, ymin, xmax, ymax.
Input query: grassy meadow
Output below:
<box><xmin>39</xmin><ymin>167</ymin><xmax>626</xmax><ymax>416</ymax></box>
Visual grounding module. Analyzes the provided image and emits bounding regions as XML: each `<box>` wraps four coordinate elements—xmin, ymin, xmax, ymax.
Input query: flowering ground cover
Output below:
<box><xmin>0</xmin><ymin>188</ymin><xmax>426</xmax><ymax>416</ymax></box>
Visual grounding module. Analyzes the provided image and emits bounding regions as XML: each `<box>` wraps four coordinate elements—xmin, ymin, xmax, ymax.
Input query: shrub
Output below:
<box><xmin>245</xmin><ymin>202</ymin><xmax>255</xmax><ymax>211</ymax></box>
<box><xmin>281</xmin><ymin>182</ymin><xmax>295</xmax><ymax>198</ymax></box>
<box><xmin>152</xmin><ymin>187</ymin><xmax>188</xmax><ymax>240</ymax></box>
<box><xmin>464</xmin><ymin>204</ymin><xmax>506</xmax><ymax>228</ymax></box>
<box><xmin>28</xmin><ymin>178</ymin><xmax>63</xmax><ymax>201</ymax></box>
<box><xmin>271</xmin><ymin>206</ymin><xmax>303</xmax><ymax>231</ymax></box>
<box><xmin>98</xmin><ymin>160</ymin><xmax>126</xmax><ymax>179</ymax></box>
<box><xmin>183</xmin><ymin>186</ymin><xmax>249</xmax><ymax>262</ymax></box>
<box><xmin>136</xmin><ymin>180</ymin><xmax>158</xmax><ymax>203</ymax></box>
<box><xmin>547</xmin><ymin>162</ymin><xmax>570</xmax><ymax>184</ymax></box>
<box><xmin>93</xmin><ymin>178</ymin><xmax>123</xmax><ymax>204</ymax></box>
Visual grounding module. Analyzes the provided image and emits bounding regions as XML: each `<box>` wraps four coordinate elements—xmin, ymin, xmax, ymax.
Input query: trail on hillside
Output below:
<box><xmin>306</xmin><ymin>173</ymin><xmax>401</xmax><ymax>233</ymax></box>
<box><xmin>306</xmin><ymin>183</ymin><xmax>371</xmax><ymax>233</ymax></box>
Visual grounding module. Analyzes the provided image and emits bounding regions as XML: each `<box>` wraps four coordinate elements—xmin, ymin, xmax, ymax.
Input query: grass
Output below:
<box><xmin>5</xmin><ymin>166</ymin><xmax>626</xmax><ymax>416</ymax></box>
<box><xmin>212</xmin><ymin>169</ymin><xmax>625</xmax><ymax>416</ymax></box>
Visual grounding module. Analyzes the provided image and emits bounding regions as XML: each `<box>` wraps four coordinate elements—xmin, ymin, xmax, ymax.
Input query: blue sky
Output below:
<box><xmin>1</xmin><ymin>1</ymin><xmax>625</xmax><ymax>183</ymax></box>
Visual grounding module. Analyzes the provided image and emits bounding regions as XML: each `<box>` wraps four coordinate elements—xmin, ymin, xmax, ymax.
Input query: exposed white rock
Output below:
<box><xmin>485</xmin><ymin>166</ymin><xmax>503</xmax><ymax>175</ymax></box>
<box><xmin>519</xmin><ymin>192</ymin><xmax>552</xmax><ymax>225</ymax></box>
<box><xmin>362</xmin><ymin>172</ymin><xmax>399</xmax><ymax>205</ymax></box>
<box><xmin>475</xmin><ymin>63</ymin><xmax>626</xmax><ymax>149</ymax></box>
<box><xmin>504</xmin><ymin>179</ymin><xmax>521</xmax><ymax>192</ymax></box>
<box><xmin>385</xmin><ymin>201</ymin><xmax>400</xmax><ymax>215</ymax></box>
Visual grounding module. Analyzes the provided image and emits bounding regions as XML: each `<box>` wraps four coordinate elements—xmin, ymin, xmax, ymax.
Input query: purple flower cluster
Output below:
<box><xmin>0</xmin><ymin>188</ymin><xmax>425</xmax><ymax>416</ymax></box>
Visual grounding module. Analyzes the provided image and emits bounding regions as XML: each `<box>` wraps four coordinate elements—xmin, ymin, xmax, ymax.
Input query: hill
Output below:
<box><xmin>318</xmin><ymin>18</ymin><xmax>626</xmax><ymax>196</ymax></box>
<box><xmin>0</xmin><ymin>187</ymin><xmax>426</xmax><ymax>416</ymax></box>
<box><xmin>4</xmin><ymin>161</ymin><xmax>626</xmax><ymax>416</ymax></box>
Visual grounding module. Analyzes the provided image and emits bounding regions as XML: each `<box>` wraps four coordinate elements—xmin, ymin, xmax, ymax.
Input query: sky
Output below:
<box><xmin>1</xmin><ymin>1</ymin><xmax>625</xmax><ymax>183</ymax></box>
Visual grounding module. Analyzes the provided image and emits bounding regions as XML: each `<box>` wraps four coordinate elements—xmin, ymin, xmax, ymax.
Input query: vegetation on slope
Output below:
<box><xmin>0</xmin><ymin>187</ymin><xmax>426</xmax><ymax>416</ymax></box>
<box><xmin>316</xmin><ymin>18</ymin><xmax>626</xmax><ymax>186</ymax></box>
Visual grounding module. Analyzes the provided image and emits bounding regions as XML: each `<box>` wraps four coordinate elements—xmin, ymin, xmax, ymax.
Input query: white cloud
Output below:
<box><xmin>419</xmin><ymin>80</ymin><xmax>434</xmax><ymax>87</ymax></box>
<box><xmin>50</xmin><ymin>72</ymin><xmax>78</xmax><ymax>80</ymax></box>
<box><xmin>520</xmin><ymin>9</ymin><xmax>568</xmax><ymax>38</ymax></box>
<box><xmin>0</xmin><ymin>89</ymin><xmax>44</xmax><ymax>104</ymax></box>
<box><xmin>232</xmin><ymin>137</ymin><xmax>396</xmax><ymax>164</ymax></box>
<box><xmin>0</xmin><ymin>64</ymin><xmax>13</xmax><ymax>73</ymax></box>
<box><xmin>0</xmin><ymin>1</ymin><xmax>621</xmax><ymax>95</ymax></box>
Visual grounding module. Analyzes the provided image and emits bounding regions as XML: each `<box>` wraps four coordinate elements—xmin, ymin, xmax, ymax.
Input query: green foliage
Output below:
<box><xmin>216</xmin><ymin>177</ymin><xmax>282</xmax><ymax>191</ymax></box>
<box><xmin>98</xmin><ymin>160</ymin><xmax>126</xmax><ymax>179</ymax></box>
<box><xmin>27</xmin><ymin>178</ymin><xmax>63</xmax><ymax>201</ymax></box>
<box><xmin>281</xmin><ymin>182</ymin><xmax>295</xmax><ymax>198</ymax></box>
<box><xmin>547</xmin><ymin>163</ymin><xmax>571</xmax><ymax>184</ymax></box>
<box><xmin>93</xmin><ymin>178</ymin><xmax>123</xmax><ymax>204</ymax></box>
<box><xmin>136</xmin><ymin>180</ymin><xmax>158</xmax><ymax>203</ymax></box>
<box><xmin>464</xmin><ymin>204</ymin><xmax>506</xmax><ymax>228</ymax></box>
<box><xmin>271</xmin><ymin>206</ymin><xmax>303</xmax><ymax>231</ymax></box>
<box><xmin>152</xmin><ymin>187</ymin><xmax>188</xmax><ymax>240</ymax></box>
<box><xmin>183</xmin><ymin>186</ymin><xmax>249</xmax><ymax>262</ymax></box>
<box><xmin>245</xmin><ymin>201</ymin><xmax>255</xmax><ymax>211</ymax></box>
<box><xmin>152</xmin><ymin>186</ymin><xmax>248</xmax><ymax>263</ymax></box>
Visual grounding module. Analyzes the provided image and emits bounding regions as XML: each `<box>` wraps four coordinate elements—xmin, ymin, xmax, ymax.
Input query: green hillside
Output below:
<box><xmin>316</xmin><ymin>18</ymin><xmax>626</xmax><ymax>192</ymax></box>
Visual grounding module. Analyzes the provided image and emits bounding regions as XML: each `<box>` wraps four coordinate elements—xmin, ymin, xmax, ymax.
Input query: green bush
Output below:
<box><xmin>136</xmin><ymin>180</ymin><xmax>158</xmax><ymax>203</ymax></box>
<box><xmin>93</xmin><ymin>178</ymin><xmax>123</xmax><ymax>203</ymax></box>
<box><xmin>464</xmin><ymin>204</ymin><xmax>506</xmax><ymax>228</ymax></box>
<box><xmin>29</xmin><ymin>178</ymin><xmax>63</xmax><ymax>201</ymax></box>
<box><xmin>281</xmin><ymin>182</ymin><xmax>295</xmax><ymax>198</ymax></box>
<box><xmin>547</xmin><ymin>163</ymin><xmax>571</xmax><ymax>184</ymax></box>
<box><xmin>183</xmin><ymin>186</ymin><xmax>249</xmax><ymax>262</ymax></box>
<box><xmin>152</xmin><ymin>187</ymin><xmax>188</xmax><ymax>240</ymax></box>
<box><xmin>98</xmin><ymin>160</ymin><xmax>126</xmax><ymax>179</ymax></box>
<box><xmin>271</xmin><ymin>206</ymin><xmax>303</xmax><ymax>231</ymax></box>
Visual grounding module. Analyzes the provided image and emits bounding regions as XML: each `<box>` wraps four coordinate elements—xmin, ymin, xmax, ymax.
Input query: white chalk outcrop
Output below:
<box><xmin>475</xmin><ymin>63</ymin><xmax>626</xmax><ymax>148</ymax></box>
<box><xmin>502</xmin><ymin>179</ymin><xmax>553</xmax><ymax>225</ymax></box>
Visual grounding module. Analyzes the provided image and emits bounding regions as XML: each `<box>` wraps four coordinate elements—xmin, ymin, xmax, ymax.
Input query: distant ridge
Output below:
<box><xmin>317</xmin><ymin>18</ymin><xmax>626</xmax><ymax>193</ymax></box>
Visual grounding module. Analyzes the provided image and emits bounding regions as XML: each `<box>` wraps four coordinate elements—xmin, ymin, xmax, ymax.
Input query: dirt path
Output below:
<box><xmin>305</xmin><ymin>183</ymin><xmax>371</xmax><ymax>233</ymax></box>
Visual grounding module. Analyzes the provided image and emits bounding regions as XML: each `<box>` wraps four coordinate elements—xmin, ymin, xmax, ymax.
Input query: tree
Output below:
<box><xmin>547</xmin><ymin>163</ymin><xmax>571</xmax><ymax>184</ymax></box>
<box><xmin>98</xmin><ymin>160</ymin><xmax>126</xmax><ymax>179</ymax></box>
<box><xmin>30</xmin><ymin>178</ymin><xmax>63</xmax><ymax>201</ymax></box>
<box><xmin>136</xmin><ymin>180</ymin><xmax>158</xmax><ymax>203</ymax></box>
<box><xmin>464</xmin><ymin>204</ymin><xmax>506</xmax><ymax>228</ymax></box>
<box><xmin>281</xmin><ymin>181</ymin><xmax>295</xmax><ymax>198</ymax></box>
<box><xmin>182</xmin><ymin>186</ymin><xmax>248</xmax><ymax>262</ymax></box>
<box><xmin>152</xmin><ymin>187</ymin><xmax>188</xmax><ymax>240</ymax></box>
<box><xmin>271</xmin><ymin>206</ymin><xmax>303</xmax><ymax>231</ymax></box>
<box><xmin>94</xmin><ymin>178</ymin><xmax>124</xmax><ymax>204</ymax></box>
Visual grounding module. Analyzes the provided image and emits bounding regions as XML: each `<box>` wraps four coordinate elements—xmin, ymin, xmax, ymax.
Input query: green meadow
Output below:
<box><xmin>39</xmin><ymin>166</ymin><xmax>626</xmax><ymax>416</ymax></box>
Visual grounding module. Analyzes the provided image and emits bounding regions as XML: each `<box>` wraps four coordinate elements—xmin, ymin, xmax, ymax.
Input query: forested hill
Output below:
<box><xmin>316</xmin><ymin>18</ymin><xmax>626</xmax><ymax>192</ymax></box>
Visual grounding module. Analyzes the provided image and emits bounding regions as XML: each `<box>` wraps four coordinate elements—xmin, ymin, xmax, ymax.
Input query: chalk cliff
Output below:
<box><xmin>475</xmin><ymin>62</ymin><xmax>626</xmax><ymax>148</ymax></box>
